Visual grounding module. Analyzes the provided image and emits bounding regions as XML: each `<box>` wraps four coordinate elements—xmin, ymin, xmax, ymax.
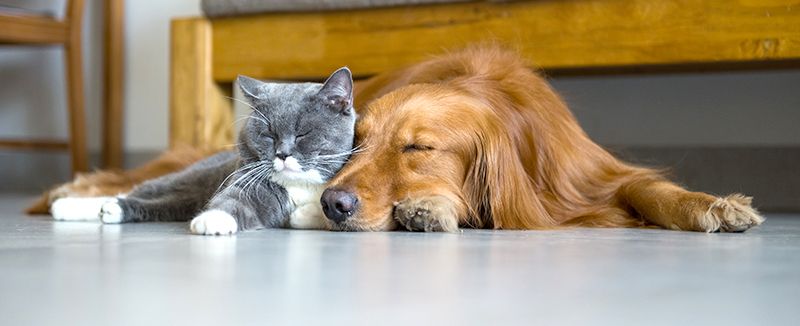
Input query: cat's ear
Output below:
<box><xmin>237</xmin><ymin>75</ymin><xmax>263</xmax><ymax>100</ymax></box>
<box><xmin>317</xmin><ymin>67</ymin><xmax>353</xmax><ymax>113</ymax></box>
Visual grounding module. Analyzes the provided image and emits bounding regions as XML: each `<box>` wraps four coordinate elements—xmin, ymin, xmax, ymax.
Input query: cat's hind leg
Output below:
<box><xmin>99</xmin><ymin>198</ymin><xmax>123</xmax><ymax>223</ymax></box>
<box><xmin>51</xmin><ymin>197</ymin><xmax>115</xmax><ymax>221</ymax></box>
<box><xmin>100</xmin><ymin>151</ymin><xmax>238</xmax><ymax>224</ymax></box>
<box><xmin>99</xmin><ymin>195</ymin><xmax>211</xmax><ymax>224</ymax></box>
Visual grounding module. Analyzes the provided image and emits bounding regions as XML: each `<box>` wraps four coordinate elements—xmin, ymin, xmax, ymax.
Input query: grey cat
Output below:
<box><xmin>93</xmin><ymin>68</ymin><xmax>356</xmax><ymax>235</ymax></box>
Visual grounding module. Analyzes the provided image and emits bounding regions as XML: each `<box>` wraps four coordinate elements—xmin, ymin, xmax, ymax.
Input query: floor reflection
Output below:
<box><xmin>190</xmin><ymin>235</ymin><xmax>238</xmax><ymax>281</ymax></box>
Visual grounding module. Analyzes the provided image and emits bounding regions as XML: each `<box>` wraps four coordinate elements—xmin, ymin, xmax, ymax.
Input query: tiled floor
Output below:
<box><xmin>1</xmin><ymin>194</ymin><xmax>798</xmax><ymax>326</ymax></box>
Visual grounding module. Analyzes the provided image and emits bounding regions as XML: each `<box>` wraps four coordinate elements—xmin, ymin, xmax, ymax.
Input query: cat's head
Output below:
<box><xmin>236</xmin><ymin>68</ymin><xmax>357</xmax><ymax>186</ymax></box>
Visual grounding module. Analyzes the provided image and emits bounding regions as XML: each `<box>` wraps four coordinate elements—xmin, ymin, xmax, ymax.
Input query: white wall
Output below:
<box><xmin>124</xmin><ymin>0</ymin><xmax>201</xmax><ymax>150</ymax></box>
<box><xmin>0</xmin><ymin>0</ymin><xmax>798</xmax><ymax>158</ymax></box>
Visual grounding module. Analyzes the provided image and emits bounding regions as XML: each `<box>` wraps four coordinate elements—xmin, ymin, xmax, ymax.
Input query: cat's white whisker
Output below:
<box><xmin>314</xmin><ymin>161</ymin><xmax>348</xmax><ymax>169</ymax></box>
<box><xmin>224</xmin><ymin>115</ymin><xmax>258</xmax><ymax>133</ymax></box>
<box><xmin>220</xmin><ymin>142</ymin><xmax>244</xmax><ymax>149</ymax></box>
<box><xmin>215</xmin><ymin>160</ymin><xmax>267</xmax><ymax>196</ymax></box>
<box><xmin>312</xmin><ymin>157</ymin><xmax>349</xmax><ymax>163</ymax></box>
<box><xmin>236</xmin><ymin>166</ymin><xmax>265</xmax><ymax>202</ymax></box>
<box><xmin>316</xmin><ymin>144</ymin><xmax>373</xmax><ymax>160</ymax></box>
<box><xmin>224</xmin><ymin>95</ymin><xmax>273</xmax><ymax>135</ymax></box>
<box><xmin>317</xmin><ymin>151</ymin><xmax>359</xmax><ymax>158</ymax></box>
<box><xmin>224</xmin><ymin>96</ymin><xmax>256</xmax><ymax>110</ymax></box>
<box><xmin>246</xmin><ymin>165</ymin><xmax>270</xmax><ymax>193</ymax></box>
<box><xmin>248</xmin><ymin>116</ymin><xmax>271</xmax><ymax>127</ymax></box>
<box><xmin>316</xmin><ymin>153</ymin><xmax>350</xmax><ymax>158</ymax></box>
<box><xmin>225</xmin><ymin>94</ymin><xmax>271</xmax><ymax>125</ymax></box>
<box><xmin>242</xmin><ymin>164</ymin><xmax>271</xmax><ymax>193</ymax></box>
<box><xmin>352</xmin><ymin>142</ymin><xmax>373</xmax><ymax>152</ymax></box>
<box><xmin>252</xmin><ymin>166</ymin><xmax>274</xmax><ymax>207</ymax></box>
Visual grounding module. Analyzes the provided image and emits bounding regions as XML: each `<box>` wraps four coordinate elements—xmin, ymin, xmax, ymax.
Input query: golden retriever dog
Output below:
<box><xmin>318</xmin><ymin>46</ymin><xmax>764</xmax><ymax>233</ymax></box>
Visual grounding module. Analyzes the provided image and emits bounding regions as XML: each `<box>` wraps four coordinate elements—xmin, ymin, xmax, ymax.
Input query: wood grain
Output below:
<box><xmin>170</xmin><ymin>18</ymin><xmax>234</xmax><ymax>150</ymax></box>
<box><xmin>204</xmin><ymin>82</ymin><xmax>234</xmax><ymax>149</ymax></box>
<box><xmin>0</xmin><ymin>140</ymin><xmax>69</xmax><ymax>151</ymax></box>
<box><xmin>65</xmin><ymin>0</ymin><xmax>89</xmax><ymax>173</ymax></box>
<box><xmin>208</xmin><ymin>0</ymin><xmax>800</xmax><ymax>81</ymax></box>
<box><xmin>0</xmin><ymin>10</ymin><xmax>68</xmax><ymax>44</ymax></box>
<box><xmin>102</xmin><ymin>0</ymin><xmax>125</xmax><ymax>169</ymax></box>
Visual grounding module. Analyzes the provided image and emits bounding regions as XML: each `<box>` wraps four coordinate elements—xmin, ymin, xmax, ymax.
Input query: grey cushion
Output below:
<box><xmin>202</xmin><ymin>0</ymin><xmax>482</xmax><ymax>17</ymax></box>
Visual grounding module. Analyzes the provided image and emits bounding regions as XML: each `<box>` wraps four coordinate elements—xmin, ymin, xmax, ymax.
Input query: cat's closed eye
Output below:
<box><xmin>296</xmin><ymin>130</ymin><xmax>312</xmax><ymax>140</ymax></box>
<box><xmin>258</xmin><ymin>133</ymin><xmax>275</xmax><ymax>143</ymax></box>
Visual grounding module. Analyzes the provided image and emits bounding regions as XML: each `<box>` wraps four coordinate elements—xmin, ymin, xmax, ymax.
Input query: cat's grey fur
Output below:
<box><xmin>99</xmin><ymin>68</ymin><xmax>356</xmax><ymax>233</ymax></box>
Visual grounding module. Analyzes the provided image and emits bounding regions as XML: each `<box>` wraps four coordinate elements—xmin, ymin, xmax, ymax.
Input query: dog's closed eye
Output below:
<box><xmin>403</xmin><ymin>144</ymin><xmax>435</xmax><ymax>153</ymax></box>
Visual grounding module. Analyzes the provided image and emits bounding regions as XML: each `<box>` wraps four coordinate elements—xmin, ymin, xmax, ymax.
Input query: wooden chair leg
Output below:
<box><xmin>170</xmin><ymin>18</ymin><xmax>233</xmax><ymax>150</ymax></box>
<box><xmin>65</xmin><ymin>33</ymin><xmax>88</xmax><ymax>174</ymax></box>
<box><xmin>102</xmin><ymin>0</ymin><xmax>125</xmax><ymax>169</ymax></box>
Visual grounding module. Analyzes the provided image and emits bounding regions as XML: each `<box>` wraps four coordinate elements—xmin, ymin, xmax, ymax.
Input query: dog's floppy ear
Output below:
<box><xmin>463</xmin><ymin>128</ymin><xmax>557</xmax><ymax>230</ymax></box>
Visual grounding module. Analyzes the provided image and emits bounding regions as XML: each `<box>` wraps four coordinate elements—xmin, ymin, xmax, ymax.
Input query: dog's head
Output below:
<box><xmin>321</xmin><ymin>82</ymin><xmax>550</xmax><ymax>231</ymax></box>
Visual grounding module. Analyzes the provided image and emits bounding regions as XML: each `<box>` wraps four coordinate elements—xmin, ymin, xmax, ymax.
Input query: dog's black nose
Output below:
<box><xmin>321</xmin><ymin>188</ymin><xmax>358</xmax><ymax>223</ymax></box>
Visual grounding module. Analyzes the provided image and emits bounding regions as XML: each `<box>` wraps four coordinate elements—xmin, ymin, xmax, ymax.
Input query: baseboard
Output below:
<box><xmin>2</xmin><ymin>147</ymin><xmax>797</xmax><ymax>212</ymax></box>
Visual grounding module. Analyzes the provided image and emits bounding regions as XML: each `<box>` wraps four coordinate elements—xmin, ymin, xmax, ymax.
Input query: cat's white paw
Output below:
<box><xmin>51</xmin><ymin>197</ymin><xmax>110</xmax><ymax>221</ymax></box>
<box><xmin>99</xmin><ymin>198</ymin><xmax>123</xmax><ymax>224</ymax></box>
<box><xmin>289</xmin><ymin>203</ymin><xmax>327</xmax><ymax>229</ymax></box>
<box><xmin>190</xmin><ymin>210</ymin><xmax>238</xmax><ymax>235</ymax></box>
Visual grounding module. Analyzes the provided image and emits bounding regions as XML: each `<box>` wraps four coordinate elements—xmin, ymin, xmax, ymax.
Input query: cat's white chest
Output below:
<box><xmin>285</xmin><ymin>183</ymin><xmax>324</xmax><ymax>207</ymax></box>
<box><xmin>285</xmin><ymin>183</ymin><xmax>327</xmax><ymax>229</ymax></box>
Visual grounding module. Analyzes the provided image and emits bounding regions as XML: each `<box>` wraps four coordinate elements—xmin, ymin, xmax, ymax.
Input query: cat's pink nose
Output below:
<box><xmin>276</xmin><ymin>152</ymin><xmax>290</xmax><ymax>161</ymax></box>
<box><xmin>321</xmin><ymin>187</ymin><xmax>358</xmax><ymax>223</ymax></box>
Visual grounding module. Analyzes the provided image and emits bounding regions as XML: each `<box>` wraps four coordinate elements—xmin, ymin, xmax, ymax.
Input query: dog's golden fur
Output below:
<box><xmin>29</xmin><ymin>46</ymin><xmax>764</xmax><ymax>233</ymax></box>
<box><xmin>326</xmin><ymin>46</ymin><xmax>764</xmax><ymax>232</ymax></box>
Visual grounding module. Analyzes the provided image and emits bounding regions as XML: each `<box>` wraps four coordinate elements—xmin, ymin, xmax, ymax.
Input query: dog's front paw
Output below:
<box><xmin>190</xmin><ymin>210</ymin><xmax>238</xmax><ymax>235</ymax></box>
<box><xmin>701</xmin><ymin>194</ymin><xmax>765</xmax><ymax>233</ymax></box>
<box><xmin>393</xmin><ymin>195</ymin><xmax>458</xmax><ymax>232</ymax></box>
<box><xmin>99</xmin><ymin>198</ymin><xmax>123</xmax><ymax>224</ymax></box>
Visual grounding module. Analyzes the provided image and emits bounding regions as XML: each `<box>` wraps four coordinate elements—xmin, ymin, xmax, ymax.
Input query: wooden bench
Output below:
<box><xmin>169</xmin><ymin>0</ymin><xmax>800</xmax><ymax>149</ymax></box>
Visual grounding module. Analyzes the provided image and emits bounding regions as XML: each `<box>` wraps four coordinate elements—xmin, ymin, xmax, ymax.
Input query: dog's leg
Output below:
<box><xmin>619</xmin><ymin>179</ymin><xmax>765</xmax><ymax>232</ymax></box>
<box><xmin>393</xmin><ymin>195</ymin><xmax>459</xmax><ymax>232</ymax></box>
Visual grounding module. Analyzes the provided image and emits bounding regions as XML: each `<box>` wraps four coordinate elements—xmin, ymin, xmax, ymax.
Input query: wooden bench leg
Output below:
<box><xmin>170</xmin><ymin>18</ymin><xmax>233</xmax><ymax>150</ymax></box>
